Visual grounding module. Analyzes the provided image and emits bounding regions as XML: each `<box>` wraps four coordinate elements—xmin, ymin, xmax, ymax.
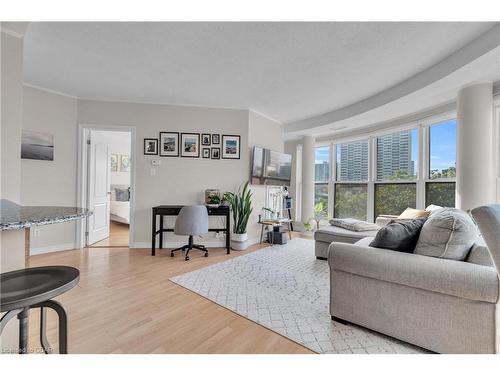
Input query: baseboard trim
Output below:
<box><xmin>30</xmin><ymin>242</ymin><xmax>77</xmax><ymax>255</ymax></box>
<box><xmin>132</xmin><ymin>236</ymin><xmax>262</xmax><ymax>250</ymax></box>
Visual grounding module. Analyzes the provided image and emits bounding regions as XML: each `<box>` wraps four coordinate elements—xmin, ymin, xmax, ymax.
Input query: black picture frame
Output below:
<box><xmin>201</xmin><ymin>133</ymin><xmax>211</xmax><ymax>146</ymax></box>
<box><xmin>202</xmin><ymin>147</ymin><xmax>210</xmax><ymax>158</ymax></box>
<box><xmin>180</xmin><ymin>133</ymin><xmax>200</xmax><ymax>158</ymax></box>
<box><xmin>212</xmin><ymin>133</ymin><xmax>220</xmax><ymax>145</ymax></box>
<box><xmin>211</xmin><ymin>147</ymin><xmax>221</xmax><ymax>159</ymax></box>
<box><xmin>144</xmin><ymin>138</ymin><xmax>158</xmax><ymax>155</ymax></box>
<box><xmin>221</xmin><ymin>134</ymin><xmax>241</xmax><ymax>159</ymax></box>
<box><xmin>159</xmin><ymin>131</ymin><xmax>179</xmax><ymax>157</ymax></box>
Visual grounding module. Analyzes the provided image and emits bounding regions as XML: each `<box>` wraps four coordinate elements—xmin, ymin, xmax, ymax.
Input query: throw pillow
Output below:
<box><xmin>369</xmin><ymin>218</ymin><xmax>427</xmax><ymax>253</ymax></box>
<box><xmin>414</xmin><ymin>208</ymin><xmax>479</xmax><ymax>260</ymax></box>
<box><xmin>398</xmin><ymin>207</ymin><xmax>430</xmax><ymax>220</ymax></box>
<box><xmin>115</xmin><ymin>187</ymin><xmax>130</xmax><ymax>202</ymax></box>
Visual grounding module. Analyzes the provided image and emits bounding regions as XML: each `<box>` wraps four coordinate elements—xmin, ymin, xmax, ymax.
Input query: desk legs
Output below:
<box><xmin>226</xmin><ymin>212</ymin><xmax>231</xmax><ymax>254</ymax></box>
<box><xmin>151</xmin><ymin>211</ymin><xmax>156</xmax><ymax>256</ymax></box>
<box><xmin>159</xmin><ymin>215</ymin><xmax>164</xmax><ymax>249</ymax></box>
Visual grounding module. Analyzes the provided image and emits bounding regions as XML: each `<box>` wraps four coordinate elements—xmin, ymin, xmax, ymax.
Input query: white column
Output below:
<box><xmin>301</xmin><ymin>135</ymin><xmax>315</xmax><ymax>222</ymax></box>
<box><xmin>456</xmin><ymin>83</ymin><xmax>495</xmax><ymax>211</ymax></box>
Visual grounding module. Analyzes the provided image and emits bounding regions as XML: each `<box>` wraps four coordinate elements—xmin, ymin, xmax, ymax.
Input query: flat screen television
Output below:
<box><xmin>251</xmin><ymin>146</ymin><xmax>292</xmax><ymax>186</ymax></box>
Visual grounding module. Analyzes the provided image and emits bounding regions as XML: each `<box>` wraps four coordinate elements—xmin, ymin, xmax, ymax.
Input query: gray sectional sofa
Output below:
<box><xmin>327</xmin><ymin>206</ymin><xmax>500</xmax><ymax>354</ymax></box>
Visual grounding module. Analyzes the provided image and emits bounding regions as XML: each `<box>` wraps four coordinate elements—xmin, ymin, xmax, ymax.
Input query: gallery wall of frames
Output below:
<box><xmin>144</xmin><ymin>132</ymin><xmax>241</xmax><ymax>160</ymax></box>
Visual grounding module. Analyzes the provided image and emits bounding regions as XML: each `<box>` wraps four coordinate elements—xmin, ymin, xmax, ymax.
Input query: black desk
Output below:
<box><xmin>151</xmin><ymin>205</ymin><xmax>231</xmax><ymax>256</ymax></box>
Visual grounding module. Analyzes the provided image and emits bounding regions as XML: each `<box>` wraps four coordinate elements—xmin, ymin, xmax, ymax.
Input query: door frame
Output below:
<box><xmin>77</xmin><ymin>124</ymin><xmax>137</xmax><ymax>248</ymax></box>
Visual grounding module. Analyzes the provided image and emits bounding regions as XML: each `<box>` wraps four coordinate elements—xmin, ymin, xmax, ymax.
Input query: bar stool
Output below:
<box><xmin>0</xmin><ymin>266</ymin><xmax>79</xmax><ymax>354</ymax></box>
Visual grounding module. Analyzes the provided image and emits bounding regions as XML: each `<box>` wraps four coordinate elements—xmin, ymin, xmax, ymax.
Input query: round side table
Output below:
<box><xmin>0</xmin><ymin>266</ymin><xmax>79</xmax><ymax>354</ymax></box>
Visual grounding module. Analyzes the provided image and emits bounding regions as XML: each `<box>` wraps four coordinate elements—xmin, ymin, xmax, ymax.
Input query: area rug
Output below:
<box><xmin>170</xmin><ymin>238</ymin><xmax>427</xmax><ymax>354</ymax></box>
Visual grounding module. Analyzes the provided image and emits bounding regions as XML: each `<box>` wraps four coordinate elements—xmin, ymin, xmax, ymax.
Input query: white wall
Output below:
<box><xmin>78</xmin><ymin>99</ymin><xmax>253</xmax><ymax>247</ymax></box>
<box><xmin>21</xmin><ymin>86</ymin><xmax>79</xmax><ymax>254</ymax></box>
<box><xmin>18</xmin><ymin>90</ymin><xmax>286</xmax><ymax>251</ymax></box>
<box><xmin>0</xmin><ymin>22</ymin><xmax>28</xmax><ymax>352</ymax></box>
<box><xmin>247</xmin><ymin>111</ymin><xmax>285</xmax><ymax>240</ymax></box>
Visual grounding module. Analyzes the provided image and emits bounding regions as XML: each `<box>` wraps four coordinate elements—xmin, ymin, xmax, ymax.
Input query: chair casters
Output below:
<box><xmin>171</xmin><ymin>252</ymin><xmax>174</xmax><ymax>257</ymax></box>
<box><xmin>204</xmin><ymin>252</ymin><xmax>208</xmax><ymax>257</ymax></box>
<box><xmin>185</xmin><ymin>256</ymin><xmax>190</xmax><ymax>261</ymax></box>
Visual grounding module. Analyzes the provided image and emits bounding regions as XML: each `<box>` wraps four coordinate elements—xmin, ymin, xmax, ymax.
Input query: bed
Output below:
<box><xmin>110</xmin><ymin>185</ymin><xmax>130</xmax><ymax>224</ymax></box>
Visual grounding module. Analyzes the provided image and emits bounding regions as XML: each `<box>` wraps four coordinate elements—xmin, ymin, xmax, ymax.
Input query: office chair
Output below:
<box><xmin>171</xmin><ymin>205</ymin><xmax>209</xmax><ymax>261</ymax></box>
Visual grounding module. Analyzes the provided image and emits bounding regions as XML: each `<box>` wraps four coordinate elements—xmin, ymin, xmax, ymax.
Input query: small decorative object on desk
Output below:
<box><xmin>220</xmin><ymin>191</ymin><xmax>232</xmax><ymax>207</ymax></box>
<box><xmin>205</xmin><ymin>189</ymin><xmax>221</xmax><ymax>207</ymax></box>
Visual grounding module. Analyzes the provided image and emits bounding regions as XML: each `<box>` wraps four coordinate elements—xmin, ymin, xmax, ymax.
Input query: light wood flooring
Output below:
<box><xmin>27</xmin><ymin>237</ymin><xmax>314</xmax><ymax>354</ymax></box>
<box><xmin>90</xmin><ymin>221</ymin><xmax>129</xmax><ymax>247</ymax></box>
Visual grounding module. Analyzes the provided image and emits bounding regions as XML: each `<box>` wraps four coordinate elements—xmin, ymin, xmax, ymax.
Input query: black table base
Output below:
<box><xmin>152</xmin><ymin>205</ymin><xmax>231</xmax><ymax>256</ymax></box>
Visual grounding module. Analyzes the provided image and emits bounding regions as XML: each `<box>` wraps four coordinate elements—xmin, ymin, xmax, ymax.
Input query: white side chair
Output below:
<box><xmin>171</xmin><ymin>205</ymin><xmax>209</xmax><ymax>261</ymax></box>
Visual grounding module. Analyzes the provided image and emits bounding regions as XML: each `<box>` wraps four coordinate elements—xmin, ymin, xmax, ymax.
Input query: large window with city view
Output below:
<box><xmin>427</xmin><ymin>119</ymin><xmax>457</xmax><ymax>207</ymax></box>
<box><xmin>334</xmin><ymin>140</ymin><xmax>368</xmax><ymax>220</ymax></box>
<box><xmin>374</xmin><ymin>129</ymin><xmax>418</xmax><ymax>217</ymax></box>
<box><xmin>314</xmin><ymin>146</ymin><xmax>329</xmax><ymax>215</ymax></box>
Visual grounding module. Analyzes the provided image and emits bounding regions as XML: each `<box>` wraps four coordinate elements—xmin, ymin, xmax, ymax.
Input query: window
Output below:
<box><xmin>334</xmin><ymin>184</ymin><xmax>367</xmax><ymax>221</ymax></box>
<box><xmin>376</xmin><ymin>129</ymin><xmax>418</xmax><ymax>181</ymax></box>
<box><xmin>321</xmin><ymin>114</ymin><xmax>457</xmax><ymax>223</ymax></box>
<box><xmin>374</xmin><ymin>129</ymin><xmax>418</xmax><ymax>217</ymax></box>
<box><xmin>427</xmin><ymin>119</ymin><xmax>456</xmax><ymax>207</ymax></box>
<box><xmin>314</xmin><ymin>146</ymin><xmax>330</xmax><ymax>214</ymax></box>
<box><xmin>375</xmin><ymin>183</ymin><xmax>416</xmax><ymax>218</ymax></box>
<box><xmin>336</xmin><ymin>140</ymin><xmax>368</xmax><ymax>182</ymax></box>
<box><xmin>333</xmin><ymin>140</ymin><xmax>369</xmax><ymax>220</ymax></box>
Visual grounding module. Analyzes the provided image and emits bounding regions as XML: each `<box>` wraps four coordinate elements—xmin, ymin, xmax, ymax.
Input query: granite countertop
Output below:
<box><xmin>0</xmin><ymin>199</ymin><xmax>92</xmax><ymax>231</ymax></box>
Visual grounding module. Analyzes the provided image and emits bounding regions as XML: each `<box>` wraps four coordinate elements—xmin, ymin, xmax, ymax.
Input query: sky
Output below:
<box><xmin>429</xmin><ymin>119</ymin><xmax>457</xmax><ymax>171</ymax></box>
<box><xmin>315</xmin><ymin>119</ymin><xmax>456</xmax><ymax>172</ymax></box>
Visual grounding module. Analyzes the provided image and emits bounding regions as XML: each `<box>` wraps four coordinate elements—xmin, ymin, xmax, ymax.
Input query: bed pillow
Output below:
<box><xmin>369</xmin><ymin>218</ymin><xmax>427</xmax><ymax>253</ymax></box>
<box><xmin>115</xmin><ymin>187</ymin><xmax>130</xmax><ymax>202</ymax></box>
<box><xmin>414</xmin><ymin>208</ymin><xmax>478</xmax><ymax>260</ymax></box>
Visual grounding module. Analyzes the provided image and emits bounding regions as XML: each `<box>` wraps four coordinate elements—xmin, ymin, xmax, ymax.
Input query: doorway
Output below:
<box><xmin>78</xmin><ymin>126</ymin><xmax>135</xmax><ymax>248</ymax></box>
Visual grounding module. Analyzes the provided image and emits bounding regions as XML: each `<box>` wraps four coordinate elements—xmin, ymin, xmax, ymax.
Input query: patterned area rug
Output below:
<box><xmin>170</xmin><ymin>238</ymin><xmax>427</xmax><ymax>354</ymax></box>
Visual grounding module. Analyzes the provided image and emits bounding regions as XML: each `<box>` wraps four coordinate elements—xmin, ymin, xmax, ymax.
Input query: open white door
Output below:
<box><xmin>87</xmin><ymin>132</ymin><xmax>111</xmax><ymax>245</ymax></box>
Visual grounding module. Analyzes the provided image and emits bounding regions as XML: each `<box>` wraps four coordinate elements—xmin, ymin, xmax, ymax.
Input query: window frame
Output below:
<box><xmin>324</xmin><ymin>110</ymin><xmax>457</xmax><ymax>222</ymax></box>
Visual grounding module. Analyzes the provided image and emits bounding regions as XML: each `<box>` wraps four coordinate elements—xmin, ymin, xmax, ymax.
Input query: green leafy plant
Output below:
<box><xmin>262</xmin><ymin>207</ymin><xmax>274</xmax><ymax>213</ymax></box>
<box><xmin>303</xmin><ymin>219</ymin><xmax>313</xmax><ymax>231</ymax></box>
<box><xmin>227</xmin><ymin>182</ymin><xmax>253</xmax><ymax>234</ymax></box>
<box><xmin>312</xmin><ymin>202</ymin><xmax>326</xmax><ymax>229</ymax></box>
<box><xmin>207</xmin><ymin>194</ymin><xmax>221</xmax><ymax>205</ymax></box>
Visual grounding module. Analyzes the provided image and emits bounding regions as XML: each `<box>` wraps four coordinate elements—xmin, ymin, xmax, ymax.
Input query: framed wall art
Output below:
<box><xmin>180</xmin><ymin>133</ymin><xmax>200</xmax><ymax>158</ymax></box>
<box><xmin>221</xmin><ymin>135</ymin><xmax>241</xmax><ymax>159</ymax></box>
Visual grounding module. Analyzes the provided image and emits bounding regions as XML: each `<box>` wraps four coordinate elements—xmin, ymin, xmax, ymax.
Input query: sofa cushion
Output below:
<box><xmin>466</xmin><ymin>242</ymin><xmax>493</xmax><ymax>267</ymax></box>
<box><xmin>314</xmin><ymin>225</ymin><xmax>379</xmax><ymax>243</ymax></box>
<box><xmin>369</xmin><ymin>218</ymin><xmax>426</xmax><ymax>253</ymax></box>
<box><xmin>414</xmin><ymin>208</ymin><xmax>478</xmax><ymax>261</ymax></box>
<box><xmin>471</xmin><ymin>204</ymin><xmax>500</xmax><ymax>272</ymax></box>
<box><xmin>329</xmin><ymin>242</ymin><xmax>499</xmax><ymax>303</ymax></box>
<box><xmin>329</xmin><ymin>218</ymin><xmax>379</xmax><ymax>231</ymax></box>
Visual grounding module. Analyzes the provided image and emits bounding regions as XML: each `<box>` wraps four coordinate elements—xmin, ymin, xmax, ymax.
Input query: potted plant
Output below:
<box><xmin>312</xmin><ymin>202</ymin><xmax>327</xmax><ymax>229</ymax></box>
<box><xmin>205</xmin><ymin>189</ymin><xmax>221</xmax><ymax>207</ymax></box>
<box><xmin>227</xmin><ymin>182</ymin><xmax>253</xmax><ymax>250</ymax></box>
<box><xmin>262</xmin><ymin>207</ymin><xmax>274</xmax><ymax>220</ymax></box>
<box><xmin>220</xmin><ymin>192</ymin><xmax>232</xmax><ymax>207</ymax></box>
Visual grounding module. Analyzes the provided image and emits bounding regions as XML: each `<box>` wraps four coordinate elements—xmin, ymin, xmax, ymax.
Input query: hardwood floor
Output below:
<box><xmin>27</xmin><ymin>238</ymin><xmax>314</xmax><ymax>354</ymax></box>
<box><xmin>91</xmin><ymin>221</ymin><xmax>129</xmax><ymax>247</ymax></box>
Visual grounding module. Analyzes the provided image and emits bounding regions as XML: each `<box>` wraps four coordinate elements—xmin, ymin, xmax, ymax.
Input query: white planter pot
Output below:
<box><xmin>231</xmin><ymin>232</ymin><xmax>249</xmax><ymax>251</ymax></box>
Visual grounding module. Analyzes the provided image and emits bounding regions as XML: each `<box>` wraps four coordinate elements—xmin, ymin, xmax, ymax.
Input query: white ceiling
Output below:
<box><xmin>24</xmin><ymin>22</ymin><xmax>498</xmax><ymax>130</ymax></box>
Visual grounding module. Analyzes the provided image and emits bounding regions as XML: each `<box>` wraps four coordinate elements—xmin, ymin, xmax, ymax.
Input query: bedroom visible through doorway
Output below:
<box><xmin>87</xmin><ymin>130</ymin><xmax>132</xmax><ymax>248</ymax></box>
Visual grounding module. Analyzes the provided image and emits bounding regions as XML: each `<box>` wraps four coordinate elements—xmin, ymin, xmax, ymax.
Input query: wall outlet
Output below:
<box><xmin>33</xmin><ymin>228</ymin><xmax>41</xmax><ymax>237</ymax></box>
<box><xmin>150</xmin><ymin>167</ymin><xmax>156</xmax><ymax>176</ymax></box>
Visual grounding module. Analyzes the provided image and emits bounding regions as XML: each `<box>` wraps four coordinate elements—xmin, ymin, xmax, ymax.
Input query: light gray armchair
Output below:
<box><xmin>328</xmin><ymin>206</ymin><xmax>500</xmax><ymax>354</ymax></box>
